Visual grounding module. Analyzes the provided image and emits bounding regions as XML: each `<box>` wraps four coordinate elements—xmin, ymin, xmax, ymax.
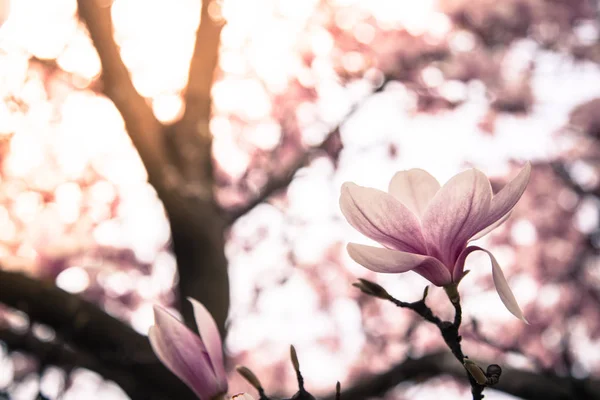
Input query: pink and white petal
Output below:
<box><xmin>470</xmin><ymin>211</ymin><xmax>512</xmax><ymax>242</ymax></box>
<box><xmin>340</xmin><ymin>183</ymin><xmax>427</xmax><ymax>253</ymax></box>
<box><xmin>474</xmin><ymin>163</ymin><xmax>531</xmax><ymax>238</ymax></box>
<box><xmin>453</xmin><ymin>246</ymin><xmax>479</xmax><ymax>283</ymax></box>
<box><xmin>188</xmin><ymin>298</ymin><xmax>227</xmax><ymax>388</ymax></box>
<box><xmin>150</xmin><ymin>306</ymin><xmax>221</xmax><ymax>398</ymax></box>
<box><xmin>388</xmin><ymin>169</ymin><xmax>441</xmax><ymax>218</ymax></box>
<box><xmin>412</xmin><ymin>262</ymin><xmax>454</xmax><ymax>287</ymax></box>
<box><xmin>421</xmin><ymin>169</ymin><xmax>492</xmax><ymax>266</ymax></box>
<box><xmin>458</xmin><ymin>246</ymin><xmax>528</xmax><ymax>322</ymax></box>
<box><xmin>347</xmin><ymin>243</ymin><xmax>451</xmax><ymax>286</ymax></box>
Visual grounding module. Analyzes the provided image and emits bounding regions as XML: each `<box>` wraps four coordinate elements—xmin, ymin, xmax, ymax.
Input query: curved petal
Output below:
<box><xmin>470</xmin><ymin>211</ymin><xmax>512</xmax><ymax>241</ymax></box>
<box><xmin>457</xmin><ymin>246</ymin><xmax>528</xmax><ymax>322</ymax></box>
<box><xmin>149</xmin><ymin>306</ymin><xmax>222</xmax><ymax>398</ymax></box>
<box><xmin>340</xmin><ymin>183</ymin><xmax>427</xmax><ymax>253</ymax></box>
<box><xmin>347</xmin><ymin>243</ymin><xmax>451</xmax><ymax>286</ymax></box>
<box><xmin>189</xmin><ymin>298</ymin><xmax>227</xmax><ymax>388</ymax></box>
<box><xmin>471</xmin><ymin>163</ymin><xmax>531</xmax><ymax>240</ymax></box>
<box><xmin>453</xmin><ymin>246</ymin><xmax>478</xmax><ymax>283</ymax></box>
<box><xmin>421</xmin><ymin>169</ymin><xmax>492</xmax><ymax>267</ymax></box>
<box><xmin>388</xmin><ymin>169</ymin><xmax>441</xmax><ymax>218</ymax></box>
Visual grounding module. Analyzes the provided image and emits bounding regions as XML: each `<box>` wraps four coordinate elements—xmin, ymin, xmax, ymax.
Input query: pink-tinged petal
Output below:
<box><xmin>470</xmin><ymin>211</ymin><xmax>512</xmax><ymax>241</ymax></box>
<box><xmin>471</xmin><ymin>163</ymin><xmax>531</xmax><ymax>240</ymax></box>
<box><xmin>421</xmin><ymin>169</ymin><xmax>492</xmax><ymax>267</ymax></box>
<box><xmin>347</xmin><ymin>243</ymin><xmax>451</xmax><ymax>286</ymax></box>
<box><xmin>457</xmin><ymin>246</ymin><xmax>528</xmax><ymax>322</ymax></box>
<box><xmin>189</xmin><ymin>298</ymin><xmax>227</xmax><ymax>388</ymax></box>
<box><xmin>150</xmin><ymin>306</ymin><xmax>223</xmax><ymax>398</ymax></box>
<box><xmin>388</xmin><ymin>169</ymin><xmax>441</xmax><ymax>218</ymax></box>
<box><xmin>453</xmin><ymin>246</ymin><xmax>478</xmax><ymax>282</ymax></box>
<box><xmin>340</xmin><ymin>183</ymin><xmax>427</xmax><ymax>253</ymax></box>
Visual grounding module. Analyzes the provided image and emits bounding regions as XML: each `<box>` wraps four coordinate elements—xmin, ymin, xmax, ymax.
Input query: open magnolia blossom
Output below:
<box><xmin>340</xmin><ymin>163</ymin><xmax>531</xmax><ymax>321</ymax></box>
<box><xmin>149</xmin><ymin>298</ymin><xmax>247</xmax><ymax>400</ymax></box>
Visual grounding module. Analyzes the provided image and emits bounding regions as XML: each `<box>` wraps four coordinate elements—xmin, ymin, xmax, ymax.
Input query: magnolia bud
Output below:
<box><xmin>464</xmin><ymin>359</ymin><xmax>487</xmax><ymax>385</ymax></box>
<box><xmin>353</xmin><ymin>279</ymin><xmax>392</xmax><ymax>300</ymax></box>
<box><xmin>290</xmin><ymin>345</ymin><xmax>300</xmax><ymax>371</ymax></box>
<box><xmin>486</xmin><ymin>364</ymin><xmax>502</xmax><ymax>385</ymax></box>
<box><xmin>236</xmin><ymin>366</ymin><xmax>262</xmax><ymax>390</ymax></box>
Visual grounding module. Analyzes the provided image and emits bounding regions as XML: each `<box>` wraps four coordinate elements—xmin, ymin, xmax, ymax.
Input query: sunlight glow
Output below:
<box><xmin>57</xmin><ymin>30</ymin><xmax>102</xmax><ymax>81</ymax></box>
<box><xmin>112</xmin><ymin>0</ymin><xmax>200</xmax><ymax>97</ymax></box>
<box><xmin>152</xmin><ymin>94</ymin><xmax>184</xmax><ymax>123</ymax></box>
<box><xmin>1</xmin><ymin>0</ymin><xmax>77</xmax><ymax>59</ymax></box>
<box><xmin>56</xmin><ymin>266</ymin><xmax>90</xmax><ymax>294</ymax></box>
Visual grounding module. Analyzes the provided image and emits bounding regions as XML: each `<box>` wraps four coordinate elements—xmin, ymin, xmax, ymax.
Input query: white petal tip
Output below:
<box><xmin>186</xmin><ymin>296</ymin><xmax>199</xmax><ymax>305</ymax></box>
<box><xmin>340</xmin><ymin>182</ymin><xmax>355</xmax><ymax>192</ymax></box>
<box><xmin>152</xmin><ymin>305</ymin><xmax>167</xmax><ymax>319</ymax></box>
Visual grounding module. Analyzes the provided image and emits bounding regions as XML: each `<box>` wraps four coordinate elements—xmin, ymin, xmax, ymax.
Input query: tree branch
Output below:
<box><xmin>321</xmin><ymin>351</ymin><xmax>600</xmax><ymax>400</ymax></box>
<box><xmin>225</xmin><ymin>82</ymin><xmax>386</xmax><ymax>225</ymax></box>
<box><xmin>0</xmin><ymin>326</ymin><xmax>160</xmax><ymax>400</ymax></box>
<box><xmin>551</xmin><ymin>161</ymin><xmax>600</xmax><ymax>198</ymax></box>
<box><xmin>225</xmin><ymin>142</ymin><xmax>323</xmax><ymax>224</ymax></box>
<box><xmin>355</xmin><ymin>280</ymin><xmax>487</xmax><ymax>398</ymax></box>
<box><xmin>77</xmin><ymin>0</ymin><xmax>167</xmax><ymax>191</ymax></box>
<box><xmin>224</xmin><ymin>123</ymin><xmax>341</xmax><ymax>224</ymax></box>
<box><xmin>77</xmin><ymin>0</ymin><xmax>230</xmax><ymax>334</ymax></box>
<box><xmin>0</xmin><ymin>269</ymin><xmax>196</xmax><ymax>400</ymax></box>
<box><xmin>164</xmin><ymin>0</ymin><xmax>224</xmax><ymax>192</ymax></box>
<box><xmin>4</xmin><ymin>267</ymin><xmax>598</xmax><ymax>400</ymax></box>
<box><xmin>181</xmin><ymin>0</ymin><xmax>222</xmax><ymax>127</ymax></box>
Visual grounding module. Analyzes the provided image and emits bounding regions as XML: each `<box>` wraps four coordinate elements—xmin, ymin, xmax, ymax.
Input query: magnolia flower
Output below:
<box><xmin>340</xmin><ymin>164</ymin><xmax>531</xmax><ymax>321</ymax></box>
<box><xmin>149</xmin><ymin>298</ymin><xmax>231</xmax><ymax>399</ymax></box>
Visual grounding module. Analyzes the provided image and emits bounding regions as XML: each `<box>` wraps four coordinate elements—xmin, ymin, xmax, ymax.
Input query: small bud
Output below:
<box><xmin>290</xmin><ymin>345</ymin><xmax>306</xmax><ymax>391</ymax></box>
<box><xmin>464</xmin><ymin>359</ymin><xmax>487</xmax><ymax>385</ymax></box>
<box><xmin>486</xmin><ymin>364</ymin><xmax>502</xmax><ymax>385</ymax></box>
<box><xmin>353</xmin><ymin>279</ymin><xmax>391</xmax><ymax>300</ymax></box>
<box><xmin>290</xmin><ymin>345</ymin><xmax>300</xmax><ymax>372</ymax></box>
<box><xmin>335</xmin><ymin>381</ymin><xmax>341</xmax><ymax>400</ymax></box>
<box><xmin>443</xmin><ymin>284</ymin><xmax>460</xmax><ymax>304</ymax></box>
<box><xmin>236</xmin><ymin>366</ymin><xmax>262</xmax><ymax>390</ymax></box>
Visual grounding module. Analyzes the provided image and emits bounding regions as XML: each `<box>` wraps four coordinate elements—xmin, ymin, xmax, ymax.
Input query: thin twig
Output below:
<box><xmin>225</xmin><ymin>81</ymin><xmax>388</xmax><ymax>224</ymax></box>
<box><xmin>354</xmin><ymin>280</ymin><xmax>489</xmax><ymax>399</ymax></box>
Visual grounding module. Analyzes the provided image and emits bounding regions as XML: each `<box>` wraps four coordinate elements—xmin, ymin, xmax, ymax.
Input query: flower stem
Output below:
<box><xmin>357</xmin><ymin>280</ymin><xmax>493</xmax><ymax>400</ymax></box>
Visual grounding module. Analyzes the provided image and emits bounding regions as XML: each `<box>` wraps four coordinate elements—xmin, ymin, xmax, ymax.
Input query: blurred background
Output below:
<box><xmin>0</xmin><ymin>0</ymin><xmax>599</xmax><ymax>399</ymax></box>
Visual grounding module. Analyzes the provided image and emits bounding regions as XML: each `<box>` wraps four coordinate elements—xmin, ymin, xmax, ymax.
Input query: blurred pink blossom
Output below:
<box><xmin>339</xmin><ymin>164</ymin><xmax>531</xmax><ymax>321</ymax></box>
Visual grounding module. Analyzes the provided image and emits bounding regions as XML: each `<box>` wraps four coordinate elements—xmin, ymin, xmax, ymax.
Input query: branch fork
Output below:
<box><xmin>354</xmin><ymin>279</ymin><xmax>502</xmax><ymax>400</ymax></box>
